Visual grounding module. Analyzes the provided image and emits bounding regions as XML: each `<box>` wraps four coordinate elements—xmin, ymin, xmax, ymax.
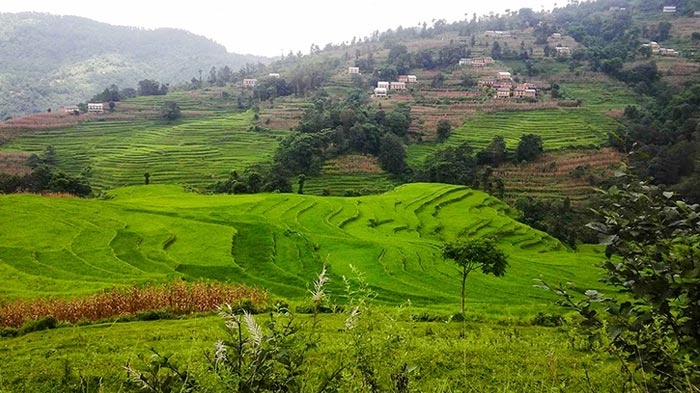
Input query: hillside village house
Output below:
<box><xmin>268</xmin><ymin>73</ymin><xmax>280</xmax><ymax>78</ymax></box>
<box><xmin>348</xmin><ymin>67</ymin><xmax>360</xmax><ymax>74</ymax></box>
<box><xmin>659</xmin><ymin>48</ymin><xmax>680</xmax><ymax>56</ymax></box>
<box><xmin>555</xmin><ymin>46</ymin><xmax>571</xmax><ymax>56</ymax></box>
<box><xmin>63</xmin><ymin>106</ymin><xmax>79</xmax><ymax>113</ymax></box>
<box><xmin>398</xmin><ymin>75</ymin><xmax>418</xmax><ymax>83</ymax></box>
<box><xmin>243</xmin><ymin>78</ymin><xmax>257</xmax><ymax>87</ymax></box>
<box><xmin>642</xmin><ymin>41</ymin><xmax>661</xmax><ymax>53</ymax></box>
<box><xmin>374</xmin><ymin>87</ymin><xmax>388</xmax><ymax>97</ymax></box>
<box><xmin>459</xmin><ymin>57</ymin><xmax>494</xmax><ymax>67</ymax></box>
<box><xmin>550</xmin><ymin>33</ymin><xmax>562</xmax><ymax>39</ymax></box>
<box><xmin>485</xmin><ymin>30</ymin><xmax>508</xmax><ymax>37</ymax></box>
<box><xmin>694</xmin><ymin>11</ymin><xmax>700</xmax><ymax>16</ymax></box>
<box><xmin>377</xmin><ymin>81</ymin><xmax>390</xmax><ymax>90</ymax></box>
<box><xmin>496</xmin><ymin>88</ymin><xmax>511</xmax><ymax>98</ymax></box>
<box><xmin>87</xmin><ymin>103</ymin><xmax>103</xmax><ymax>113</ymax></box>
<box><xmin>663</xmin><ymin>6</ymin><xmax>677</xmax><ymax>13</ymax></box>
<box><xmin>497</xmin><ymin>72</ymin><xmax>512</xmax><ymax>80</ymax></box>
<box><xmin>390</xmin><ymin>81</ymin><xmax>407</xmax><ymax>90</ymax></box>
<box><xmin>513</xmin><ymin>88</ymin><xmax>537</xmax><ymax>98</ymax></box>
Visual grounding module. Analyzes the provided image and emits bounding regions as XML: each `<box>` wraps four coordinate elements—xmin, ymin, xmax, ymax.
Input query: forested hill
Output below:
<box><xmin>0</xmin><ymin>12</ymin><xmax>269</xmax><ymax>119</ymax></box>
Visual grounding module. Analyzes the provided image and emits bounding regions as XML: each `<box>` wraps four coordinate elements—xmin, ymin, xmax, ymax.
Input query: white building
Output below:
<box><xmin>87</xmin><ymin>103</ymin><xmax>104</xmax><ymax>113</ymax></box>
<box><xmin>268</xmin><ymin>73</ymin><xmax>281</xmax><ymax>78</ymax></box>
<box><xmin>398</xmin><ymin>75</ymin><xmax>418</xmax><ymax>83</ymax></box>
<box><xmin>663</xmin><ymin>6</ymin><xmax>677</xmax><ymax>13</ymax></box>
<box><xmin>377</xmin><ymin>81</ymin><xmax>390</xmax><ymax>89</ymax></box>
<box><xmin>63</xmin><ymin>106</ymin><xmax>79</xmax><ymax>113</ymax></box>
<box><xmin>374</xmin><ymin>87</ymin><xmax>388</xmax><ymax>97</ymax></box>
<box><xmin>243</xmin><ymin>79</ymin><xmax>258</xmax><ymax>87</ymax></box>
<box><xmin>550</xmin><ymin>33</ymin><xmax>562</xmax><ymax>39</ymax></box>
<box><xmin>390</xmin><ymin>81</ymin><xmax>407</xmax><ymax>90</ymax></box>
<box><xmin>348</xmin><ymin>67</ymin><xmax>360</xmax><ymax>74</ymax></box>
<box><xmin>556</xmin><ymin>46</ymin><xmax>571</xmax><ymax>56</ymax></box>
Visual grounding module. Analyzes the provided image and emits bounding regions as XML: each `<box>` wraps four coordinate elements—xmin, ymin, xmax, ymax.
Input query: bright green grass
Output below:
<box><xmin>405</xmin><ymin>108</ymin><xmax>621</xmax><ymax>166</ymax></box>
<box><xmin>1</xmin><ymin>112</ymin><xmax>289</xmax><ymax>190</ymax></box>
<box><xmin>0</xmin><ymin>183</ymin><xmax>606</xmax><ymax>315</ymax></box>
<box><xmin>0</xmin><ymin>313</ymin><xmax>623</xmax><ymax>392</ymax></box>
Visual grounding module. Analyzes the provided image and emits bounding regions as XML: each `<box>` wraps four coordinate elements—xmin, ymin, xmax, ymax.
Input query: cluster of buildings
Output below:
<box><xmin>477</xmin><ymin>72</ymin><xmax>537</xmax><ymax>99</ymax></box>
<box><xmin>243</xmin><ymin>73</ymin><xmax>281</xmax><ymax>88</ymax></box>
<box><xmin>374</xmin><ymin>75</ymin><xmax>417</xmax><ymax>97</ymax></box>
<box><xmin>641</xmin><ymin>41</ymin><xmax>680</xmax><ymax>56</ymax></box>
<box><xmin>459</xmin><ymin>57</ymin><xmax>495</xmax><ymax>67</ymax></box>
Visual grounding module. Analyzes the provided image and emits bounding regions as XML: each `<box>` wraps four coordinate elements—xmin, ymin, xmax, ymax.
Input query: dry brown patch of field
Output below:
<box><xmin>0</xmin><ymin>152</ymin><xmax>32</xmax><ymax>176</ymax></box>
<box><xmin>495</xmin><ymin>148</ymin><xmax>625</xmax><ymax>203</ymax></box>
<box><xmin>324</xmin><ymin>155</ymin><xmax>383</xmax><ymax>174</ymax></box>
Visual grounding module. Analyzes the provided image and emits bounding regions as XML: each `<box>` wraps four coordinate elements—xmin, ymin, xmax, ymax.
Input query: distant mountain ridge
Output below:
<box><xmin>0</xmin><ymin>12</ymin><xmax>269</xmax><ymax>119</ymax></box>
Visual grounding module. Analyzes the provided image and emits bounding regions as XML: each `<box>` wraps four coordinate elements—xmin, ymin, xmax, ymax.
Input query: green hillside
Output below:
<box><xmin>0</xmin><ymin>183</ymin><xmax>605</xmax><ymax>314</ymax></box>
<box><xmin>0</xmin><ymin>12</ymin><xmax>268</xmax><ymax>119</ymax></box>
<box><xmin>1</xmin><ymin>110</ymin><xmax>289</xmax><ymax>190</ymax></box>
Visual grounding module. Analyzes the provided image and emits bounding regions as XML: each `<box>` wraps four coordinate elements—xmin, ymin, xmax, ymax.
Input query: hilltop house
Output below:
<box><xmin>497</xmin><ymin>72</ymin><xmax>512</xmax><ymax>80</ymax></box>
<box><xmin>87</xmin><ymin>103</ymin><xmax>104</xmax><ymax>113</ymax></box>
<box><xmin>663</xmin><ymin>6</ymin><xmax>676</xmax><ymax>13</ymax></box>
<box><xmin>348</xmin><ymin>67</ymin><xmax>360</xmax><ymax>74</ymax></box>
<box><xmin>377</xmin><ymin>81</ymin><xmax>390</xmax><ymax>90</ymax></box>
<box><xmin>243</xmin><ymin>79</ymin><xmax>257</xmax><ymax>87</ymax></box>
<box><xmin>374</xmin><ymin>87</ymin><xmax>388</xmax><ymax>97</ymax></box>
<box><xmin>390</xmin><ymin>81</ymin><xmax>407</xmax><ymax>90</ymax></box>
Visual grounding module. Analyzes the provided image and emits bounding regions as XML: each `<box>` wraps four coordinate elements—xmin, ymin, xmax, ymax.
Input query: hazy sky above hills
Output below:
<box><xmin>2</xmin><ymin>0</ymin><xmax>560</xmax><ymax>57</ymax></box>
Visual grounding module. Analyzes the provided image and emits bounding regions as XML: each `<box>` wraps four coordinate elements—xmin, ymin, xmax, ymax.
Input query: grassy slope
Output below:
<box><xmin>0</xmin><ymin>313</ymin><xmax>623</xmax><ymax>393</ymax></box>
<box><xmin>0</xmin><ymin>183</ymin><xmax>605</xmax><ymax>315</ymax></box>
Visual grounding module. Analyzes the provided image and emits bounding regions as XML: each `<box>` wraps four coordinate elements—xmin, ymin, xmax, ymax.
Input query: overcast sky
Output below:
<box><xmin>1</xmin><ymin>0</ymin><xmax>561</xmax><ymax>57</ymax></box>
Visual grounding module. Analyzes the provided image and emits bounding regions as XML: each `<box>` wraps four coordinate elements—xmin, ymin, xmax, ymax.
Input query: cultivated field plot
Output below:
<box><xmin>1</xmin><ymin>112</ymin><xmax>290</xmax><ymax>190</ymax></box>
<box><xmin>406</xmin><ymin>108</ymin><xmax>620</xmax><ymax>166</ymax></box>
<box><xmin>0</xmin><ymin>184</ymin><xmax>605</xmax><ymax>313</ymax></box>
<box><xmin>496</xmin><ymin>148</ymin><xmax>625</xmax><ymax>202</ymax></box>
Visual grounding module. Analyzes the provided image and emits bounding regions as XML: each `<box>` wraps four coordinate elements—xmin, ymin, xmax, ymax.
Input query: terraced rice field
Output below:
<box><xmin>0</xmin><ymin>183</ymin><xmax>605</xmax><ymax>314</ymax></box>
<box><xmin>406</xmin><ymin>108</ymin><xmax>620</xmax><ymax>166</ymax></box>
<box><xmin>1</xmin><ymin>112</ymin><xmax>290</xmax><ymax>190</ymax></box>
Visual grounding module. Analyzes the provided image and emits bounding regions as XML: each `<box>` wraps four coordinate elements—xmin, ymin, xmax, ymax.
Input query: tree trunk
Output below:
<box><xmin>461</xmin><ymin>268</ymin><xmax>468</xmax><ymax>314</ymax></box>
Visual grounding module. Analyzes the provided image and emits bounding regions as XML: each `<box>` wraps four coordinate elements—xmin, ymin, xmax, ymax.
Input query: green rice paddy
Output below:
<box><xmin>0</xmin><ymin>183</ymin><xmax>605</xmax><ymax>314</ymax></box>
<box><xmin>406</xmin><ymin>108</ymin><xmax>620</xmax><ymax>166</ymax></box>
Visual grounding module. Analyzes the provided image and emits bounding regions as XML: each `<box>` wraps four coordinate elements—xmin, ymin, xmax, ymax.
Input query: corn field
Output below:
<box><xmin>0</xmin><ymin>281</ymin><xmax>268</xmax><ymax>328</ymax></box>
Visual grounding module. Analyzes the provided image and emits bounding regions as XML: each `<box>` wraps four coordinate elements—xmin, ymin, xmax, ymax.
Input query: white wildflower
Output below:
<box><xmin>243</xmin><ymin>311</ymin><xmax>262</xmax><ymax>348</ymax></box>
<box><xmin>214</xmin><ymin>339</ymin><xmax>227</xmax><ymax>365</ymax></box>
<box><xmin>345</xmin><ymin>306</ymin><xmax>361</xmax><ymax>330</ymax></box>
<box><xmin>310</xmin><ymin>264</ymin><xmax>330</xmax><ymax>303</ymax></box>
<box><xmin>218</xmin><ymin>304</ymin><xmax>241</xmax><ymax>330</ymax></box>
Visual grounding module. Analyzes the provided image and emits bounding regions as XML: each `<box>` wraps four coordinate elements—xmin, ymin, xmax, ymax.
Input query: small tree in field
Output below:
<box><xmin>443</xmin><ymin>238</ymin><xmax>508</xmax><ymax>313</ymax></box>
<box><xmin>436</xmin><ymin>119</ymin><xmax>452</xmax><ymax>142</ymax></box>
